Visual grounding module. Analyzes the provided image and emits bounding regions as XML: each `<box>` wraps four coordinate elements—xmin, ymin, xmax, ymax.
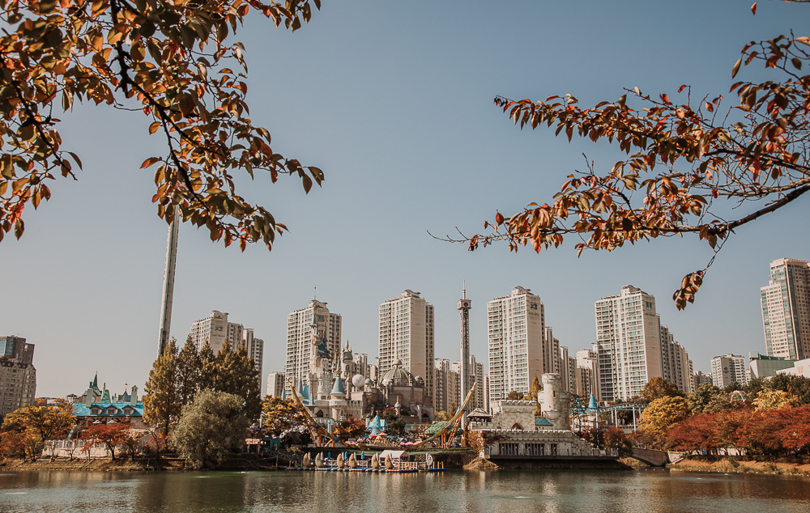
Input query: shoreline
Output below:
<box><xmin>668</xmin><ymin>457</ymin><xmax>810</xmax><ymax>477</ymax></box>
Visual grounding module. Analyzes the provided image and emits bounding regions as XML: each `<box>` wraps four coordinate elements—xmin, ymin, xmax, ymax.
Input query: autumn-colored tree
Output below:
<box><xmin>603</xmin><ymin>426</ymin><xmax>633</xmax><ymax>456</ymax></box>
<box><xmin>713</xmin><ymin>408</ymin><xmax>753</xmax><ymax>452</ymax></box>
<box><xmin>1</xmin><ymin>399</ymin><xmax>75</xmax><ymax>458</ymax></box>
<box><xmin>753</xmin><ymin>389</ymin><xmax>798</xmax><ymax>411</ymax></box>
<box><xmin>0</xmin><ymin>0</ymin><xmax>324</xmax><ymax>248</ymax></box>
<box><xmin>142</xmin><ymin>428</ymin><xmax>170</xmax><ymax>459</ymax></box>
<box><xmin>775</xmin><ymin>405</ymin><xmax>810</xmax><ymax>454</ymax></box>
<box><xmin>176</xmin><ymin>336</ymin><xmax>202</xmax><ymax>407</ymax></box>
<box><xmin>197</xmin><ymin>341</ymin><xmax>217</xmax><ymax>391</ymax></box>
<box><xmin>637</xmin><ymin>396</ymin><xmax>690</xmax><ymax>447</ymax></box>
<box><xmin>80</xmin><ymin>421</ymin><xmax>134</xmax><ymax>460</ymax></box>
<box><xmin>334</xmin><ymin>419</ymin><xmax>366</xmax><ymax>441</ymax></box>
<box><xmin>172</xmin><ymin>389</ymin><xmax>250</xmax><ymax>469</ymax></box>
<box><xmin>506</xmin><ymin>390</ymin><xmax>523</xmax><ymax>400</ymax></box>
<box><xmin>665</xmin><ymin>413</ymin><xmax>719</xmax><ymax>454</ymax></box>
<box><xmin>735</xmin><ymin>409</ymin><xmax>788</xmax><ymax>457</ymax></box>
<box><xmin>641</xmin><ymin>377</ymin><xmax>683</xmax><ymax>403</ymax></box>
<box><xmin>261</xmin><ymin>396</ymin><xmax>306</xmax><ymax>437</ymax></box>
<box><xmin>143</xmin><ymin>339</ymin><xmax>179</xmax><ymax>436</ymax></box>
<box><xmin>434</xmin><ymin>411</ymin><xmax>450</xmax><ymax>422</ymax></box>
<box><xmin>213</xmin><ymin>341</ymin><xmax>261</xmax><ymax>420</ymax></box>
<box><xmin>453</xmin><ymin>30</ymin><xmax>810</xmax><ymax>309</ymax></box>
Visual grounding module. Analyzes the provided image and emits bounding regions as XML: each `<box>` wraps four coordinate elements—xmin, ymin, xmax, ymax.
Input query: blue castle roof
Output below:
<box><xmin>73</xmin><ymin>402</ymin><xmax>144</xmax><ymax>418</ymax></box>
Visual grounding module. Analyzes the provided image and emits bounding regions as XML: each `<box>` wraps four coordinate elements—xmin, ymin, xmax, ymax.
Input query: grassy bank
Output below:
<box><xmin>670</xmin><ymin>456</ymin><xmax>810</xmax><ymax>477</ymax></box>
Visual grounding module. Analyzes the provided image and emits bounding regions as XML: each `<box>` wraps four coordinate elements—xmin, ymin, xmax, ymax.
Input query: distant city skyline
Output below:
<box><xmin>2</xmin><ymin>2</ymin><xmax>809</xmax><ymax>397</ymax></box>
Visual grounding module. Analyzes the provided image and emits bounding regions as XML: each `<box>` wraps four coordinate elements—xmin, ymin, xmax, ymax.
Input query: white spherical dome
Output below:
<box><xmin>352</xmin><ymin>374</ymin><xmax>365</xmax><ymax>388</ymax></box>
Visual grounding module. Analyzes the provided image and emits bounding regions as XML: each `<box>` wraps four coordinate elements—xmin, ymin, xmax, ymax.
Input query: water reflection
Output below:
<box><xmin>0</xmin><ymin>470</ymin><xmax>808</xmax><ymax>513</ymax></box>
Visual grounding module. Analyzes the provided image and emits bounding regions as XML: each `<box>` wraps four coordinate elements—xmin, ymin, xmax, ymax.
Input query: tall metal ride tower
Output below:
<box><xmin>458</xmin><ymin>282</ymin><xmax>472</xmax><ymax>425</ymax></box>
<box><xmin>157</xmin><ymin>207</ymin><xmax>180</xmax><ymax>358</ymax></box>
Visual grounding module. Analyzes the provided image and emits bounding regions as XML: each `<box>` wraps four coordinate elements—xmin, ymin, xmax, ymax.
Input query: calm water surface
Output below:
<box><xmin>1</xmin><ymin>469</ymin><xmax>809</xmax><ymax>512</ymax></box>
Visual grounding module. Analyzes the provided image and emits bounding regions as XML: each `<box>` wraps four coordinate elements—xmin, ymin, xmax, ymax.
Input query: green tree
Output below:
<box><xmin>172</xmin><ymin>389</ymin><xmax>250</xmax><ymax>469</ymax></box>
<box><xmin>688</xmin><ymin>383</ymin><xmax>721</xmax><ymax>414</ymax></box>
<box><xmin>638</xmin><ymin>396</ymin><xmax>690</xmax><ymax>446</ymax></box>
<box><xmin>456</xmin><ymin>30</ymin><xmax>810</xmax><ymax>309</ymax></box>
<box><xmin>143</xmin><ymin>339</ymin><xmax>179</xmax><ymax>436</ymax></box>
<box><xmin>261</xmin><ymin>396</ymin><xmax>306</xmax><ymax>437</ymax></box>
<box><xmin>176</xmin><ymin>336</ymin><xmax>202</xmax><ymax>407</ymax></box>
<box><xmin>0</xmin><ymin>0</ymin><xmax>324</xmax><ymax>248</ymax></box>
<box><xmin>1</xmin><ymin>399</ymin><xmax>75</xmax><ymax>458</ymax></box>
<box><xmin>379</xmin><ymin>409</ymin><xmax>406</xmax><ymax>436</ymax></box>
<box><xmin>641</xmin><ymin>377</ymin><xmax>682</xmax><ymax>403</ymax></box>
<box><xmin>744</xmin><ymin>376</ymin><xmax>766</xmax><ymax>400</ymax></box>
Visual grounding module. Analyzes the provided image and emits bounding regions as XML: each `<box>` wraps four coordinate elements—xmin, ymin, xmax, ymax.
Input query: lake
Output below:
<box><xmin>1</xmin><ymin>469</ymin><xmax>809</xmax><ymax>512</ymax></box>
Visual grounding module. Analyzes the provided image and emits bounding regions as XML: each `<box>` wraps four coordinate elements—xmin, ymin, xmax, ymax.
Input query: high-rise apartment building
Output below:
<box><xmin>710</xmin><ymin>353</ymin><xmax>748</xmax><ymax>388</ymax></box>
<box><xmin>487</xmin><ymin>286</ymin><xmax>545</xmax><ymax>402</ymax></box>
<box><xmin>542</xmin><ymin>327</ymin><xmax>560</xmax><ymax>375</ymax></box>
<box><xmin>188</xmin><ymin>311</ymin><xmax>263</xmax><ymax>381</ymax></box>
<box><xmin>267</xmin><ymin>371</ymin><xmax>285</xmax><ymax>397</ymax></box>
<box><xmin>595</xmin><ymin>285</ymin><xmax>664</xmax><ymax>401</ymax></box>
<box><xmin>433</xmin><ymin>358</ymin><xmax>459</xmax><ymax>414</ymax></box>
<box><xmin>660</xmin><ymin>324</ymin><xmax>694</xmax><ymax>395</ymax></box>
<box><xmin>576</xmin><ymin>348</ymin><xmax>598</xmax><ymax>399</ymax></box>
<box><xmin>378</xmin><ymin>290</ymin><xmax>434</xmax><ymax>405</ymax></box>
<box><xmin>188</xmin><ymin>310</ymin><xmax>250</xmax><ymax>353</ymax></box>
<box><xmin>242</xmin><ymin>328</ymin><xmax>264</xmax><ymax>380</ymax></box>
<box><xmin>0</xmin><ymin>337</ymin><xmax>36</xmax><ymax>416</ymax></box>
<box><xmin>353</xmin><ymin>353</ymin><xmax>370</xmax><ymax>379</ymax></box>
<box><xmin>286</xmin><ymin>299</ymin><xmax>342</xmax><ymax>386</ymax></box>
<box><xmin>761</xmin><ymin>258</ymin><xmax>810</xmax><ymax>360</ymax></box>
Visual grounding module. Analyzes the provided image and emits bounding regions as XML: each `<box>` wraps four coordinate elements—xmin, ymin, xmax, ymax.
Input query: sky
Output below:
<box><xmin>2</xmin><ymin>1</ymin><xmax>810</xmax><ymax>398</ymax></box>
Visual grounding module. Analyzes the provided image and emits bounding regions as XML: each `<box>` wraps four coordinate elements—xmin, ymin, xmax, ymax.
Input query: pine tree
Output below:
<box><xmin>143</xmin><ymin>339</ymin><xmax>180</xmax><ymax>436</ymax></box>
<box><xmin>214</xmin><ymin>341</ymin><xmax>262</xmax><ymax>421</ymax></box>
<box><xmin>176</xmin><ymin>336</ymin><xmax>202</xmax><ymax>407</ymax></box>
<box><xmin>198</xmin><ymin>341</ymin><xmax>217</xmax><ymax>392</ymax></box>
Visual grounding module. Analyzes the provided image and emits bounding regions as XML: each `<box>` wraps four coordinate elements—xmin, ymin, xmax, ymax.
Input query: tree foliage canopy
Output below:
<box><xmin>260</xmin><ymin>395</ymin><xmax>305</xmax><ymax>437</ymax></box>
<box><xmin>638</xmin><ymin>396</ymin><xmax>690</xmax><ymax>445</ymax></box>
<box><xmin>0</xmin><ymin>0</ymin><xmax>324</xmax><ymax>250</ymax></box>
<box><xmin>143</xmin><ymin>337</ymin><xmax>262</xmax><ymax>437</ymax></box>
<box><xmin>456</xmin><ymin>32</ymin><xmax>810</xmax><ymax>309</ymax></box>
<box><xmin>172</xmin><ymin>389</ymin><xmax>249</xmax><ymax>469</ymax></box>
<box><xmin>641</xmin><ymin>377</ymin><xmax>683</xmax><ymax>403</ymax></box>
<box><xmin>0</xmin><ymin>399</ymin><xmax>74</xmax><ymax>458</ymax></box>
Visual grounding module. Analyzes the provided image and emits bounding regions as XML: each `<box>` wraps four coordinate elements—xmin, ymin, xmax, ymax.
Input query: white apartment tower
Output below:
<box><xmin>266</xmin><ymin>371</ymin><xmax>285</xmax><ymax>397</ymax></box>
<box><xmin>378</xmin><ymin>290</ymin><xmax>435</xmax><ymax>405</ymax></box>
<box><xmin>433</xmin><ymin>358</ymin><xmax>459</xmax><ymax>414</ymax></box>
<box><xmin>595</xmin><ymin>285</ymin><xmax>664</xmax><ymax>401</ymax></box>
<box><xmin>286</xmin><ymin>299</ymin><xmax>342</xmax><ymax>386</ymax></box>
<box><xmin>544</xmin><ymin>326</ymin><xmax>561</xmax><ymax>375</ymax></box>
<box><xmin>761</xmin><ymin>258</ymin><xmax>810</xmax><ymax>360</ymax></box>
<box><xmin>576</xmin><ymin>348</ymin><xmax>598</xmax><ymax>399</ymax></box>
<box><xmin>242</xmin><ymin>328</ymin><xmax>264</xmax><ymax>381</ymax></box>
<box><xmin>660</xmin><ymin>323</ymin><xmax>694</xmax><ymax>394</ymax></box>
<box><xmin>710</xmin><ymin>353</ymin><xmax>748</xmax><ymax>388</ymax></box>
<box><xmin>487</xmin><ymin>286</ymin><xmax>545</xmax><ymax>403</ymax></box>
<box><xmin>188</xmin><ymin>310</ymin><xmax>230</xmax><ymax>353</ymax></box>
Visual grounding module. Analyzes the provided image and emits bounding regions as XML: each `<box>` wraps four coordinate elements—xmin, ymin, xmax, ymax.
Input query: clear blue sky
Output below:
<box><xmin>2</xmin><ymin>1</ymin><xmax>809</xmax><ymax>397</ymax></box>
